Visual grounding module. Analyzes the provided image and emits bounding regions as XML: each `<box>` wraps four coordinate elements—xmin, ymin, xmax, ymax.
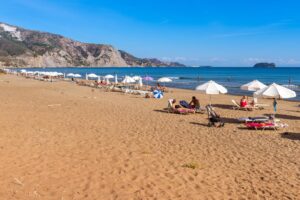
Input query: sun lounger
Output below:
<box><xmin>245</xmin><ymin>121</ymin><xmax>288</xmax><ymax>130</ymax></box>
<box><xmin>238</xmin><ymin>116</ymin><xmax>269</xmax><ymax>123</ymax></box>
<box><xmin>180</xmin><ymin>100</ymin><xmax>205</xmax><ymax>114</ymax></box>
<box><xmin>168</xmin><ymin>99</ymin><xmax>195</xmax><ymax>114</ymax></box>
<box><xmin>232</xmin><ymin>100</ymin><xmax>253</xmax><ymax>111</ymax></box>
<box><xmin>239</xmin><ymin>116</ymin><xmax>281</xmax><ymax>123</ymax></box>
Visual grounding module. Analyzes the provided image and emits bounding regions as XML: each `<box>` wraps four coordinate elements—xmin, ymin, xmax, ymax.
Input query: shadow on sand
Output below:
<box><xmin>211</xmin><ymin>104</ymin><xmax>233</xmax><ymax>110</ymax></box>
<box><xmin>190</xmin><ymin>117</ymin><xmax>239</xmax><ymax>127</ymax></box>
<box><xmin>190</xmin><ymin>122</ymin><xmax>208</xmax><ymax>127</ymax></box>
<box><xmin>153</xmin><ymin>109</ymin><xmax>169</xmax><ymax>114</ymax></box>
<box><xmin>222</xmin><ymin>117</ymin><xmax>240</xmax><ymax>124</ymax></box>
<box><xmin>265</xmin><ymin>114</ymin><xmax>300</xmax><ymax>120</ymax></box>
<box><xmin>281</xmin><ymin>132</ymin><xmax>300</xmax><ymax>141</ymax></box>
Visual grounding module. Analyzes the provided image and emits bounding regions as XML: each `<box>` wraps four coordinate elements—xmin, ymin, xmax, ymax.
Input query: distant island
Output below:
<box><xmin>253</xmin><ymin>63</ymin><xmax>276</xmax><ymax>68</ymax></box>
<box><xmin>0</xmin><ymin>22</ymin><xmax>185</xmax><ymax>68</ymax></box>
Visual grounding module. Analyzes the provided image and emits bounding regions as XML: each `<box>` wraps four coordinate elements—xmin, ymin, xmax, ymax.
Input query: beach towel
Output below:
<box><xmin>179</xmin><ymin>100</ymin><xmax>190</xmax><ymax>108</ymax></box>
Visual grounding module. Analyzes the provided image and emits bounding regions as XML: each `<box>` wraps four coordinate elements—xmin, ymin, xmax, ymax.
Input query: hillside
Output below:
<box><xmin>0</xmin><ymin>23</ymin><xmax>185</xmax><ymax>68</ymax></box>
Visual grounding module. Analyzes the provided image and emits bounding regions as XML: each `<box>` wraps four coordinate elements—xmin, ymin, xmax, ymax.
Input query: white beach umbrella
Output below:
<box><xmin>87</xmin><ymin>73</ymin><xmax>98</xmax><ymax>79</ymax></box>
<box><xmin>67</xmin><ymin>73</ymin><xmax>75</xmax><ymax>77</ymax></box>
<box><xmin>132</xmin><ymin>76</ymin><xmax>142</xmax><ymax>81</ymax></box>
<box><xmin>195</xmin><ymin>80</ymin><xmax>228</xmax><ymax>105</ymax></box>
<box><xmin>157</xmin><ymin>77</ymin><xmax>172</xmax><ymax>83</ymax></box>
<box><xmin>20</xmin><ymin>69</ymin><xmax>27</xmax><ymax>73</ymax></box>
<box><xmin>73</xmin><ymin>74</ymin><xmax>82</xmax><ymax>78</ymax></box>
<box><xmin>104</xmin><ymin>74</ymin><xmax>115</xmax><ymax>79</ymax></box>
<box><xmin>241</xmin><ymin>80</ymin><xmax>267</xmax><ymax>91</ymax></box>
<box><xmin>254</xmin><ymin>83</ymin><xmax>296</xmax><ymax>99</ymax></box>
<box><xmin>122</xmin><ymin>76</ymin><xmax>135</xmax><ymax>84</ymax></box>
<box><xmin>254</xmin><ymin>83</ymin><xmax>296</xmax><ymax>114</ymax></box>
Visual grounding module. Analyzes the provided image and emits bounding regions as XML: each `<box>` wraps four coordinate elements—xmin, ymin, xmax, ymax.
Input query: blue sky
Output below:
<box><xmin>1</xmin><ymin>0</ymin><xmax>300</xmax><ymax>66</ymax></box>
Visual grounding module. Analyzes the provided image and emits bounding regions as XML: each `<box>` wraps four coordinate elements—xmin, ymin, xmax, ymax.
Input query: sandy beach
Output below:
<box><xmin>0</xmin><ymin>74</ymin><xmax>299</xmax><ymax>199</ymax></box>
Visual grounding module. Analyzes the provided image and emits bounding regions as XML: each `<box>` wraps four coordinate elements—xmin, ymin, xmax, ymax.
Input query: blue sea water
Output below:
<box><xmin>20</xmin><ymin>67</ymin><xmax>300</xmax><ymax>101</ymax></box>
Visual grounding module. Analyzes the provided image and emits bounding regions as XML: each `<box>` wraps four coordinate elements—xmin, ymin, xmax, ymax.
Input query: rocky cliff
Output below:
<box><xmin>0</xmin><ymin>22</ymin><xmax>185</xmax><ymax>68</ymax></box>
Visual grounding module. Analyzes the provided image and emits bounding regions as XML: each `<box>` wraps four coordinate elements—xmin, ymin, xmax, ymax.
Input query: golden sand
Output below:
<box><xmin>0</xmin><ymin>75</ymin><xmax>299</xmax><ymax>199</ymax></box>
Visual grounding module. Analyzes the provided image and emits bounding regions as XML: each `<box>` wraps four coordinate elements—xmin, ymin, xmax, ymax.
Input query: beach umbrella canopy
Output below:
<box><xmin>195</xmin><ymin>80</ymin><xmax>227</xmax><ymax>105</ymax></box>
<box><xmin>87</xmin><ymin>73</ymin><xmax>98</xmax><ymax>78</ymax></box>
<box><xmin>254</xmin><ymin>83</ymin><xmax>296</xmax><ymax>114</ymax></box>
<box><xmin>195</xmin><ymin>80</ymin><xmax>228</xmax><ymax>95</ymax></box>
<box><xmin>157</xmin><ymin>77</ymin><xmax>172</xmax><ymax>83</ymax></box>
<box><xmin>67</xmin><ymin>73</ymin><xmax>75</xmax><ymax>77</ymax></box>
<box><xmin>122</xmin><ymin>76</ymin><xmax>135</xmax><ymax>83</ymax></box>
<box><xmin>241</xmin><ymin>80</ymin><xmax>267</xmax><ymax>91</ymax></box>
<box><xmin>254</xmin><ymin>83</ymin><xmax>296</xmax><ymax>99</ymax></box>
<box><xmin>73</xmin><ymin>74</ymin><xmax>82</xmax><ymax>78</ymax></box>
<box><xmin>47</xmin><ymin>72</ymin><xmax>59</xmax><ymax>77</ymax></box>
<box><xmin>104</xmin><ymin>74</ymin><xmax>114</xmax><ymax>79</ymax></box>
<box><xmin>143</xmin><ymin>76</ymin><xmax>154</xmax><ymax>81</ymax></box>
<box><xmin>132</xmin><ymin>76</ymin><xmax>142</xmax><ymax>81</ymax></box>
<box><xmin>20</xmin><ymin>69</ymin><xmax>27</xmax><ymax>73</ymax></box>
<box><xmin>153</xmin><ymin>90</ymin><xmax>163</xmax><ymax>99</ymax></box>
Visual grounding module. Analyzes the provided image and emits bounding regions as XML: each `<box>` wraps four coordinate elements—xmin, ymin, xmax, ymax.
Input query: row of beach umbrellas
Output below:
<box><xmin>18</xmin><ymin>69</ymin><xmax>297</xmax><ymax>100</ymax></box>
<box><xmin>195</xmin><ymin>79</ymin><xmax>296</xmax><ymax>115</ymax></box>
<box><xmin>20</xmin><ymin>69</ymin><xmax>65</xmax><ymax>77</ymax></box>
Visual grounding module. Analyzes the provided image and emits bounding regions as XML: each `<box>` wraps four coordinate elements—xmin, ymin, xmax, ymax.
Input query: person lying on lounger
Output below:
<box><xmin>168</xmin><ymin>99</ymin><xmax>195</xmax><ymax>114</ymax></box>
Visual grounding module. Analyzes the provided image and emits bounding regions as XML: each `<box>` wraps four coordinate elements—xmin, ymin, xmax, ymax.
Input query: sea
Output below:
<box><xmin>19</xmin><ymin>67</ymin><xmax>300</xmax><ymax>101</ymax></box>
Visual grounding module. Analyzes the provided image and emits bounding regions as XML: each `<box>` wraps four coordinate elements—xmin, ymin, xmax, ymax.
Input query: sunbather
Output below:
<box><xmin>240</xmin><ymin>96</ymin><xmax>253</xmax><ymax>111</ymax></box>
<box><xmin>168</xmin><ymin>99</ymin><xmax>195</xmax><ymax>114</ymax></box>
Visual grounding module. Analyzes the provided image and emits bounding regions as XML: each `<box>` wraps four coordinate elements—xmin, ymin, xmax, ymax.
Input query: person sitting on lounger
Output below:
<box><xmin>240</xmin><ymin>96</ymin><xmax>254</xmax><ymax>111</ymax></box>
<box><xmin>240</xmin><ymin>96</ymin><xmax>248</xmax><ymax>108</ymax></box>
<box><xmin>189</xmin><ymin>96</ymin><xmax>200</xmax><ymax>110</ymax></box>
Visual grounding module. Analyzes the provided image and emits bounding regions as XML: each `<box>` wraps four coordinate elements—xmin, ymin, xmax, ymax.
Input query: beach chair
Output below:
<box><xmin>179</xmin><ymin>100</ymin><xmax>190</xmax><ymax>108</ymax></box>
<box><xmin>245</xmin><ymin>121</ymin><xmax>288</xmax><ymax>130</ymax></box>
<box><xmin>238</xmin><ymin>116</ymin><xmax>269</xmax><ymax>123</ymax></box>
<box><xmin>206</xmin><ymin>105</ymin><xmax>224</xmax><ymax>127</ymax></box>
<box><xmin>232</xmin><ymin>100</ymin><xmax>252</xmax><ymax>111</ymax></box>
<box><xmin>167</xmin><ymin>99</ymin><xmax>195</xmax><ymax>114</ymax></box>
<box><xmin>180</xmin><ymin>100</ymin><xmax>205</xmax><ymax>114</ymax></box>
<box><xmin>245</xmin><ymin>122</ymin><xmax>278</xmax><ymax>130</ymax></box>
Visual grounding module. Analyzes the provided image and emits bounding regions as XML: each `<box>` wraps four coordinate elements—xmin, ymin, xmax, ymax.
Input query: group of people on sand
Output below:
<box><xmin>151</xmin><ymin>83</ymin><xmax>166</xmax><ymax>92</ymax></box>
<box><xmin>169</xmin><ymin>96</ymin><xmax>201</xmax><ymax>113</ymax></box>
